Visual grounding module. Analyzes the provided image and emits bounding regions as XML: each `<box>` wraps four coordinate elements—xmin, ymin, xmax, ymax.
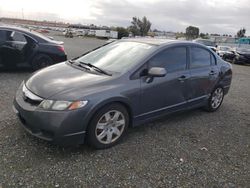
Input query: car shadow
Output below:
<box><xmin>0</xmin><ymin>67</ymin><xmax>33</xmax><ymax>73</ymax></box>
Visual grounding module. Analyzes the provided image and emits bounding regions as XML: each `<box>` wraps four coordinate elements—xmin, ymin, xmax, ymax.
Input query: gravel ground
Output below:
<box><xmin>0</xmin><ymin>36</ymin><xmax>249</xmax><ymax>187</ymax></box>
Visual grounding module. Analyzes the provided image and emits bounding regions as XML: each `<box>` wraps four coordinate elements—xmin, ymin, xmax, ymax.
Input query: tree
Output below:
<box><xmin>129</xmin><ymin>16</ymin><xmax>151</xmax><ymax>36</ymax></box>
<box><xmin>200</xmin><ymin>32</ymin><xmax>209</xmax><ymax>39</ymax></box>
<box><xmin>115</xmin><ymin>27</ymin><xmax>129</xmax><ymax>39</ymax></box>
<box><xmin>237</xmin><ymin>28</ymin><xmax>246</xmax><ymax>38</ymax></box>
<box><xmin>185</xmin><ymin>26</ymin><xmax>199</xmax><ymax>40</ymax></box>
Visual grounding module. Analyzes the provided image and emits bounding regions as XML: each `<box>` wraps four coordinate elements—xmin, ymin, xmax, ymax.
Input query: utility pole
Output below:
<box><xmin>22</xmin><ymin>8</ymin><xmax>24</xmax><ymax>19</ymax></box>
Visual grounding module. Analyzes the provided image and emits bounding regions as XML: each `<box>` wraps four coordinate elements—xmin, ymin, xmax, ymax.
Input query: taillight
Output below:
<box><xmin>57</xmin><ymin>45</ymin><xmax>65</xmax><ymax>53</ymax></box>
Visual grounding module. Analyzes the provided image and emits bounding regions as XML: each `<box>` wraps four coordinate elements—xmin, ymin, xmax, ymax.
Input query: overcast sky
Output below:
<box><xmin>0</xmin><ymin>0</ymin><xmax>249</xmax><ymax>35</ymax></box>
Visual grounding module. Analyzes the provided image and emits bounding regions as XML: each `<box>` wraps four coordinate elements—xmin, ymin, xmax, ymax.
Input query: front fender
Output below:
<box><xmin>82</xmin><ymin>96</ymin><xmax>133</xmax><ymax>131</ymax></box>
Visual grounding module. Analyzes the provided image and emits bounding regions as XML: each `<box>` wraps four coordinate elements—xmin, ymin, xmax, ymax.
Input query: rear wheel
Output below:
<box><xmin>31</xmin><ymin>54</ymin><xmax>53</xmax><ymax>70</ymax></box>
<box><xmin>205</xmin><ymin>87</ymin><xmax>224</xmax><ymax>112</ymax></box>
<box><xmin>87</xmin><ymin>103</ymin><xmax>129</xmax><ymax>149</ymax></box>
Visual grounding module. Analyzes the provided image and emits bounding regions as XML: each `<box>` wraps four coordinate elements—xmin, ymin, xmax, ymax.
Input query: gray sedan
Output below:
<box><xmin>13</xmin><ymin>39</ymin><xmax>232</xmax><ymax>149</ymax></box>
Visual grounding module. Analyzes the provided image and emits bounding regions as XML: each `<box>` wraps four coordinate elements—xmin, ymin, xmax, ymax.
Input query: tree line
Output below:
<box><xmin>114</xmin><ymin>16</ymin><xmax>247</xmax><ymax>39</ymax></box>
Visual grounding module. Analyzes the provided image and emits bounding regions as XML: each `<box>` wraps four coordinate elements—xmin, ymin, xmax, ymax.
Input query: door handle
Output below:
<box><xmin>178</xmin><ymin>75</ymin><xmax>188</xmax><ymax>82</ymax></box>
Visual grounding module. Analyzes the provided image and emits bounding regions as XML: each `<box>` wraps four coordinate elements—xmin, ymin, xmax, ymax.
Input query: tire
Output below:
<box><xmin>31</xmin><ymin>54</ymin><xmax>53</xmax><ymax>70</ymax></box>
<box><xmin>204</xmin><ymin>86</ymin><xmax>224</xmax><ymax>112</ymax></box>
<box><xmin>86</xmin><ymin>103</ymin><xmax>129</xmax><ymax>149</ymax></box>
<box><xmin>232</xmin><ymin>58</ymin><xmax>242</xmax><ymax>65</ymax></box>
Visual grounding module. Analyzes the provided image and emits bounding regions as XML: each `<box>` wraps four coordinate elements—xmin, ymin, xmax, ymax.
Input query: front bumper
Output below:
<box><xmin>13</xmin><ymin>86</ymin><xmax>90</xmax><ymax>146</ymax></box>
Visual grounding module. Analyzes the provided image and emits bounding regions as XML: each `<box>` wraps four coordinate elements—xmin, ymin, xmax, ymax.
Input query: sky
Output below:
<box><xmin>0</xmin><ymin>0</ymin><xmax>249</xmax><ymax>35</ymax></box>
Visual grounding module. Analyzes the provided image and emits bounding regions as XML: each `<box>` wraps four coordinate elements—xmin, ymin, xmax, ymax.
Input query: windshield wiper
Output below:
<box><xmin>79</xmin><ymin>61</ymin><xmax>112</xmax><ymax>76</ymax></box>
<box><xmin>68</xmin><ymin>60</ymin><xmax>91</xmax><ymax>71</ymax></box>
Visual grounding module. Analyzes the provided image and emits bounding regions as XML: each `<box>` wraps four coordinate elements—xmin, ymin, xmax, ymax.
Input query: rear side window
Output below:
<box><xmin>190</xmin><ymin>47</ymin><xmax>211</xmax><ymax>68</ymax></box>
<box><xmin>0</xmin><ymin>30</ymin><xmax>6</xmax><ymax>42</ymax></box>
<box><xmin>148</xmin><ymin>47</ymin><xmax>187</xmax><ymax>73</ymax></box>
<box><xmin>10</xmin><ymin>31</ymin><xmax>27</xmax><ymax>42</ymax></box>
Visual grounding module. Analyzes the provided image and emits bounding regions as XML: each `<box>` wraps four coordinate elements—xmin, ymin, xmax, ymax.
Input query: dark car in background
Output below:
<box><xmin>0</xmin><ymin>26</ymin><xmax>67</xmax><ymax>70</ymax></box>
<box><xmin>232</xmin><ymin>48</ymin><xmax>250</xmax><ymax>65</ymax></box>
<box><xmin>13</xmin><ymin>39</ymin><xmax>232</xmax><ymax>149</ymax></box>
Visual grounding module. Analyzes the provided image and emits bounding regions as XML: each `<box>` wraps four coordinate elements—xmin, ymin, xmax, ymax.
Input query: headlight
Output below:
<box><xmin>39</xmin><ymin>100</ymin><xmax>88</xmax><ymax>111</ymax></box>
<box><xmin>40</xmin><ymin>100</ymin><xmax>54</xmax><ymax>109</ymax></box>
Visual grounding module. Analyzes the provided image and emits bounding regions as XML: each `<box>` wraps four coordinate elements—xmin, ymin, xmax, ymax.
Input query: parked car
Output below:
<box><xmin>216</xmin><ymin>46</ymin><xmax>235</xmax><ymax>62</ymax></box>
<box><xmin>193</xmin><ymin>39</ymin><xmax>217</xmax><ymax>52</ymax></box>
<box><xmin>64</xmin><ymin>30</ymin><xmax>73</xmax><ymax>38</ymax></box>
<box><xmin>0</xmin><ymin>26</ymin><xmax>67</xmax><ymax>70</ymax></box>
<box><xmin>36</xmin><ymin>29</ymin><xmax>50</xmax><ymax>34</ymax></box>
<box><xmin>232</xmin><ymin>47</ymin><xmax>250</xmax><ymax>65</ymax></box>
<box><xmin>13</xmin><ymin>39</ymin><xmax>232</xmax><ymax>149</ymax></box>
<box><xmin>216</xmin><ymin>46</ymin><xmax>233</xmax><ymax>57</ymax></box>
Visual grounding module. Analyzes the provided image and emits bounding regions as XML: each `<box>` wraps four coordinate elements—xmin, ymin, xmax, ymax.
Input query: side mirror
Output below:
<box><xmin>148</xmin><ymin>67</ymin><xmax>166</xmax><ymax>77</ymax></box>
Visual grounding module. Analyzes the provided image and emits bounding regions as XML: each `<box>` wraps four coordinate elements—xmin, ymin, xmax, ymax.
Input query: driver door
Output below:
<box><xmin>138</xmin><ymin>46</ymin><xmax>190</xmax><ymax>119</ymax></box>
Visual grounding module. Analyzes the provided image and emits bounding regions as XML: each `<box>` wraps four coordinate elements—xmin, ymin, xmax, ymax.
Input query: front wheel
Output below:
<box><xmin>87</xmin><ymin>103</ymin><xmax>129</xmax><ymax>149</ymax></box>
<box><xmin>204</xmin><ymin>87</ymin><xmax>224</xmax><ymax>112</ymax></box>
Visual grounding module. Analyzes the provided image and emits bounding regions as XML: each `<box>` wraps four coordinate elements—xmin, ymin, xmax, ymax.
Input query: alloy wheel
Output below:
<box><xmin>211</xmin><ymin>88</ymin><xmax>224</xmax><ymax>109</ymax></box>
<box><xmin>95</xmin><ymin>110</ymin><xmax>126</xmax><ymax>144</ymax></box>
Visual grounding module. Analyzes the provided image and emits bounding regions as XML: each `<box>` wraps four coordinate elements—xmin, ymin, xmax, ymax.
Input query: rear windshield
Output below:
<box><xmin>237</xmin><ymin>48</ymin><xmax>250</xmax><ymax>53</ymax></box>
<box><xmin>30</xmin><ymin>30</ymin><xmax>54</xmax><ymax>42</ymax></box>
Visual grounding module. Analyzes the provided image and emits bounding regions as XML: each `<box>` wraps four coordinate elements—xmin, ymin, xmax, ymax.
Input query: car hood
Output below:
<box><xmin>26</xmin><ymin>62</ymin><xmax>114</xmax><ymax>99</ymax></box>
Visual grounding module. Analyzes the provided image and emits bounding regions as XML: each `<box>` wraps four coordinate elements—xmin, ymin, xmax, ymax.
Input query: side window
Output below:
<box><xmin>148</xmin><ymin>47</ymin><xmax>187</xmax><ymax>73</ymax></box>
<box><xmin>10</xmin><ymin>31</ymin><xmax>27</xmax><ymax>42</ymax></box>
<box><xmin>190</xmin><ymin>47</ymin><xmax>211</xmax><ymax>68</ymax></box>
<box><xmin>0</xmin><ymin>30</ymin><xmax>6</xmax><ymax>42</ymax></box>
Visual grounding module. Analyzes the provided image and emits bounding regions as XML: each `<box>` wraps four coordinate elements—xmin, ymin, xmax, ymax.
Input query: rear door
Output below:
<box><xmin>188</xmin><ymin>46</ymin><xmax>219</xmax><ymax>104</ymax></box>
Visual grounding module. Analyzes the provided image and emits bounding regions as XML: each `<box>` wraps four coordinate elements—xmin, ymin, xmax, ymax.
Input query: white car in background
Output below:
<box><xmin>216</xmin><ymin>46</ymin><xmax>234</xmax><ymax>57</ymax></box>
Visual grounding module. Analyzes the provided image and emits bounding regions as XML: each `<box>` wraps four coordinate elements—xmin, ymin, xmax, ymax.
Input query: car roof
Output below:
<box><xmin>0</xmin><ymin>25</ymin><xmax>52</xmax><ymax>43</ymax></box>
<box><xmin>121</xmin><ymin>38</ymin><xmax>197</xmax><ymax>46</ymax></box>
<box><xmin>0</xmin><ymin>25</ymin><xmax>31</xmax><ymax>33</ymax></box>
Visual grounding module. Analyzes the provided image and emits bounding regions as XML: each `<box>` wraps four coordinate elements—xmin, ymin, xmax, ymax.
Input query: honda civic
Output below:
<box><xmin>13</xmin><ymin>39</ymin><xmax>232</xmax><ymax>149</ymax></box>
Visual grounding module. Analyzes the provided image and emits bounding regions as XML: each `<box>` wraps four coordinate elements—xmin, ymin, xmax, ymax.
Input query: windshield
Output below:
<box><xmin>75</xmin><ymin>41</ymin><xmax>156</xmax><ymax>73</ymax></box>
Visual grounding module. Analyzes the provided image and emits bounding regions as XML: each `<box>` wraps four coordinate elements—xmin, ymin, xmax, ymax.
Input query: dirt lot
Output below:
<box><xmin>0</xmin><ymin>36</ymin><xmax>249</xmax><ymax>187</ymax></box>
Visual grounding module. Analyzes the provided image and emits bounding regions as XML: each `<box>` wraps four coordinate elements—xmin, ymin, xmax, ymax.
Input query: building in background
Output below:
<box><xmin>0</xmin><ymin>17</ymin><xmax>69</xmax><ymax>28</ymax></box>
